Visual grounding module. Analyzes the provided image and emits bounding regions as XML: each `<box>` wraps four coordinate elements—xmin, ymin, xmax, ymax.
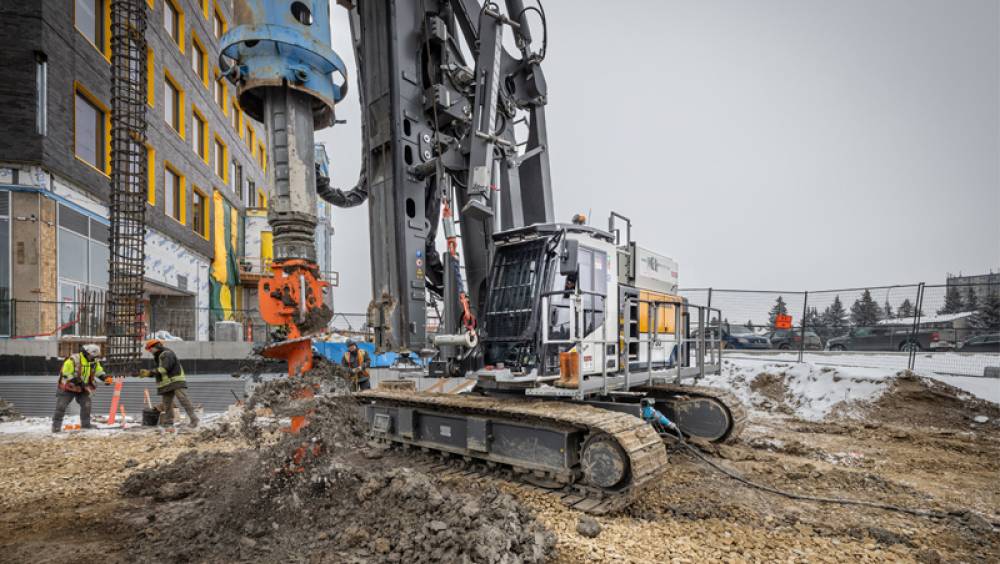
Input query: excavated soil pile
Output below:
<box><xmin>0</xmin><ymin>398</ymin><xmax>21</xmax><ymax>423</ymax></box>
<box><xmin>864</xmin><ymin>374</ymin><xmax>1000</xmax><ymax>431</ymax></box>
<box><xmin>121</xmin><ymin>362</ymin><xmax>556</xmax><ymax>563</ymax></box>
<box><xmin>748</xmin><ymin>372</ymin><xmax>793</xmax><ymax>413</ymax></box>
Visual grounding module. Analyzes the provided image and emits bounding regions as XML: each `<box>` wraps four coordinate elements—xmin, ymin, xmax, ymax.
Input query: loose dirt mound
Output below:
<box><xmin>0</xmin><ymin>398</ymin><xmax>21</xmax><ymax>423</ymax></box>
<box><xmin>121</xmin><ymin>363</ymin><xmax>556</xmax><ymax>563</ymax></box>
<box><xmin>864</xmin><ymin>374</ymin><xmax>1000</xmax><ymax>431</ymax></box>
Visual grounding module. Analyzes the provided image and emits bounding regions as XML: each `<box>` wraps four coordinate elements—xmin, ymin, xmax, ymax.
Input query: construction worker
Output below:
<box><xmin>341</xmin><ymin>339</ymin><xmax>371</xmax><ymax>391</ymax></box>
<box><xmin>137</xmin><ymin>339</ymin><xmax>199</xmax><ymax>428</ymax></box>
<box><xmin>52</xmin><ymin>344</ymin><xmax>111</xmax><ymax>433</ymax></box>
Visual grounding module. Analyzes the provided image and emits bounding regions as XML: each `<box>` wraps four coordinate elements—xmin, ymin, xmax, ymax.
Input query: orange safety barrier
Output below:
<box><xmin>107</xmin><ymin>377</ymin><xmax>124</xmax><ymax>424</ymax></box>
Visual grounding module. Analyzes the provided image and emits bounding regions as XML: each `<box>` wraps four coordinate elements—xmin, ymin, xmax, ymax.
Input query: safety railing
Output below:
<box><xmin>540</xmin><ymin>289</ymin><xmax>724</xmax><ymax>399</ymax></box>
<box><xmin>540</xmin><ymin>289</ymin><xmax>614</xmax><ymax>400</ymax></box>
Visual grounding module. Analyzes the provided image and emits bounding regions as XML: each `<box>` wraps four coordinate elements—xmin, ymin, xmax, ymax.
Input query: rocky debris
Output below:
<box><xmin>0</xmin><ymin>398</ymin><xmax>22</xmax><ymax>423</ymax></box>
<box><xmin>120</xmin><ymin>372</ymin><xmax>556</xmax><ymax>563</ymax></box>
<box><xmin>576</xmin><ymin>516</ymin><xmax>602</xmax><ymax>538</ymax></box>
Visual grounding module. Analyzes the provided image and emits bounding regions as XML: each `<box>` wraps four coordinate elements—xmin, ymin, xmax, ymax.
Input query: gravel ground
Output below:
<box><xmin>0</xmin><ymin>371</ymin><xmax>997</xmax><ymax>563</ymax></box>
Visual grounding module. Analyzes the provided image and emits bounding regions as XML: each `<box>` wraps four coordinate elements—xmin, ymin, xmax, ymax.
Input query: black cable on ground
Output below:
<box><xmin>667</xmin><ymin>428</ymin><xmax>997</xmax><ymax>525</ymax></box>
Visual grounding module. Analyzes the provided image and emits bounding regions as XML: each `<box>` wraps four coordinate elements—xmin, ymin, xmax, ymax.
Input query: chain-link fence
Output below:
<box><xmin>682</xmin><ymin>282</ymin><xmax>999</xmax><ymax>378</ymax></box>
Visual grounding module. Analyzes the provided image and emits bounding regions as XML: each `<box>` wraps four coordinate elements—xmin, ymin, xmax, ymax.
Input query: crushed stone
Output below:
<box><xmin>120</xmin><ymin>359</ymin><xmax>556</xmax><ymax>563</ymax></box>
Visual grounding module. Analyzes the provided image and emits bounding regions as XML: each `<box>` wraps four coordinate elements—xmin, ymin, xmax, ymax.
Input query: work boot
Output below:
<box><xmin>188</xmin><ymin>418</ymin><xmax>199</xmax><ymax>428</ymax></box>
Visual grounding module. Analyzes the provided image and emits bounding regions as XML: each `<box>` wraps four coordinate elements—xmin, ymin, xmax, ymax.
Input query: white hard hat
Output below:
<box><xmin>82</xmin><ymin>344</ymin><xmax>101</xmax><ymax>357</ymax></box>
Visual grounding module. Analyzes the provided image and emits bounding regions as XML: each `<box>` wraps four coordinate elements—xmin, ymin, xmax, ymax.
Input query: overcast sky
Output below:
<box><xmin>316</xmin><ymin>0</ymin><xmax>999</xmax><ymax>311</ymax></box>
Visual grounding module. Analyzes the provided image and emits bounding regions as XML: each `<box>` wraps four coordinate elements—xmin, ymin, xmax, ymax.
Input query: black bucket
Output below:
<box><xmin>142</xmin><ymin>408</ymin><xmax>160</xmax><ymax>426</ymax></box>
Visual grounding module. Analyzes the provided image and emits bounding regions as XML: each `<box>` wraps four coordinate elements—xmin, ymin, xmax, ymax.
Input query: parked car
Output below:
<box><xmin>765</xmin><ymin>329</ymin><xmax>823</xmax><ymax>350</ymax></box>
<box><xmin>689</xmin><ymin>324</ymin><xmax>770</xmax><ymax>349</ymax></box>
<box><xmin>825</xmin><ymin>326</ymin><xmax>939</xmax><ymax>352</ymax></box>
<box><xmin>722</xmin><ymin>324</ymin><xmax>770</xmax><ymax>349</ymax></box>
<box><xmin>956</xmin><ymin>333</ymin><xmax>1000</xmax><ymax>353</ymax></box>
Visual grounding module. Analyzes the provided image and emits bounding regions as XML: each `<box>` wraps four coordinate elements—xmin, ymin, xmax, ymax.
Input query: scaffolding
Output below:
<box><xmin>105</xmin><ymin>0</ymin><xmax>148</xmax><ymax>377</ymax></box>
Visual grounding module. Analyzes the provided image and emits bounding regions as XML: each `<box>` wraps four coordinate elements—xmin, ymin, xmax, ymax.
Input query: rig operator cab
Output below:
<box><xmin>475</xmin><ymin>215</ymin><xmax>688</xmax><ymax>394</ymax></box>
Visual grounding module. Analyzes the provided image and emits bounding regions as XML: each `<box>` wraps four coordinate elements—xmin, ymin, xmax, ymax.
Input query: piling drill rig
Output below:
<box><xmin>221</xmin><ymin>0</ymin><xmax>745</xmax><ymax>505</ymax></box>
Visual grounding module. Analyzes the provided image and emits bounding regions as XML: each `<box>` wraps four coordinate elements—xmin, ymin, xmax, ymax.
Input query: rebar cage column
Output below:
<box><xmin>105</xmin><ymin>0</ymin><xmax>148</xmax><ymax>377</ymax></box>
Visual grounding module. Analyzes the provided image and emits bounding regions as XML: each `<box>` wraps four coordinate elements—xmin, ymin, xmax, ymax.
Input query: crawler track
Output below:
<box><xmin>359</xmin><ymin>390</ymin><xmax>669</xmax><ymax>513</ymax></box>
<box><xmin>640</xmin><ymin>383</ymin><xmax>748</xmax><ymax>444</ymax></box>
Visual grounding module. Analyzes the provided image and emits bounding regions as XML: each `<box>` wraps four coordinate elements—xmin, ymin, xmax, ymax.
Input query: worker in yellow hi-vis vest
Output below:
<box><xmin>137</xmin><ymin>339</ymin><xmax>199</xmax><ymax>428</ymax></box>
<box><xmin>52</xmin><ymin>344</ymin><xmax>111</xmax><ymax>433</ymax></box>
<box><xmin>341</xmin><ymin>340</ymin><xmax>371</xmax><ymax>391</ymax></box>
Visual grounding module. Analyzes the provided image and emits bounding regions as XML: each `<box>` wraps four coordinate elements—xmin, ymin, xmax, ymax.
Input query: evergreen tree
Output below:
<box><xmin>883</xmin><ymin>300</ymin><xmax>894</xmax><ymax>320</ymax></box>
<box><xmin>850</xmin><ymin>289</ymin><xmax>883</xmax><ymax>327</ymax></box>
<box><xmin>898</xmin><ymin>298</ymin><xmax>914</xmax><ymax>319</ymax></box>
<box><xmin>802</xmin><ymin>307</ymin><xmax>821</xmax><ymax>330</ymax></box>
<box><xmin>970</xmin><ymin>291</ymin><xmax>1000</xmax><ymax>330</ymax></box>
<box><xmin>768</xmin><ymin>296</ymin><xmax>789</xmax><ymax>327</ymax></box>
<box><xmin>819</xmin><ymin>295</ymin><xmax>849</xmax><ymax>338</ymax></box>
<box><xmin>938</xmin><ymin>285</ymin><xmax>965</xmax><ymax>315</ymax></box>
<box><xmin>965</xmin><ymin>287</ymin><xmax>979</xmax><ymax>312</ymax></box>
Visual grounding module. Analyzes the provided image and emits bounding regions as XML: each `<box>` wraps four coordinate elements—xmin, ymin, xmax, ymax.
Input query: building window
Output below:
<box><xmin>57</xmin><ymin>204</ymin><xmax>110</xmax><ymax>336</ymax></box>
<box><xmin>245</xmin><ymin>124</ymin><xmax>254</xmax><ymax>147</ymax></box>
<box><xmin>258</xmin><ymin>143</ymin><xmax>266</xmax><ymax>170</ymax></box>
<box><xmin>192</xmin><ymin>107</ymin><xmax>208</xmax><ymax>162</ymax></box>
<box><xmin>192</xmin><ymin>188</ymin><xmax>208</xmax><ymax>237</ymax></box>
<box><xmin>164</xmin><ymin>163</ymin><xmax>185</xmax><ymax>223</ymax></box>
<box><xmin>191</xmin><ymin>34</ymin><xmax>208</xmax><ymax>87</ymax></box>
<box><xmin>164</xmin><ymin>71</ymin><xmax>184</xmax><ymax>137</ymax></box>
<box><xmin>230</xmin><ymin>101</ymin><xmax>239</xmax><ymax>130</ymax></box>
<box><xmin>247</xmin><ymin>179</ymin><xmax>257</xmax><ymax>207</ymax></box>
<box><xmin>75</xmin><ymin>0</ymin><xmax>108</xmax><ymax>57</ymax></box>
<box><xmin>229</xmin><ymin>160</ymin><xmax>240</xmax><ymax>193</ymax></box>
<box><xmin>164</xmin><ymin>0</ymin><xmax>184</xmax><ymax>51</ymax></box>
<box><xmin>214</xmin><ymin>136</ymin><xmax>227</xmax><ymax>180</ymax></box>
<box><xmin>35</xmin><ymin>53</ymin><xmax>47</xmax><ymax>136</ymax></box>
<box><xmin>213</xmin><ymin>2</ymin><xmax>227</xmax><ymax>39</ymax></box>
<box><xmin>213</xmin><ymin>71</ymin><xmax>226</xmax><ymax>110</ymax></box>
<box><xmin>74</xmin><ymin>84</ymin><xmax>109</xmax><ymax>173</ymax></box>
<box><xmin>147</xmin><ymin>145</ymin><xmax>156</xmax><ymax>204</ymax></box>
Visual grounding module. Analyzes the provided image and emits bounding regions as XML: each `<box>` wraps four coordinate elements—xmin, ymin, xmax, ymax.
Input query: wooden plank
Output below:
<box><xmin>424</xmin><ymin>379</ymin><xmax>447</xmax><ymax>393</ymax></box>
<box><xmin>445</xmin><ymin>380</ymin><xmax>477</xmax><ymax>394</ymax></box>
<box><xmin>572</xmin><ymin>497</ymin><xmax>603</xmax><ymax>512</ymax></box>
<box><xmin>560</xmin><ymin>495</ymin><xmax>584</xmax><ymax>506</ymax></box>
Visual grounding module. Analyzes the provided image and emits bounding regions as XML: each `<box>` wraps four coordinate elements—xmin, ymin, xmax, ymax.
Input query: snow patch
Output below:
<box><xmin>697</xmin><ymin>359</ymin><xmax>890</xmax><ymax>421</ymax></box>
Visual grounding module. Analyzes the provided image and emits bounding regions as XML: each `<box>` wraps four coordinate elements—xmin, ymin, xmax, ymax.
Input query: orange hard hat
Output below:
<box><xmin>144</xmin><ymin>339</ymin><xmax>163</xmax><ymax>351</ymax></box>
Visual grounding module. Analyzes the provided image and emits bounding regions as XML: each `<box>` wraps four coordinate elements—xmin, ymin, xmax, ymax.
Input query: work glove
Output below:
<box><xmin>137</xmin><ymin>369</ymin><xmax>152</xmax><ymax>378</ymax></box>
<box><xmin>102</xmin><ymin>376</ymin><xmax>112</xmax><ymax>385</ymax></box>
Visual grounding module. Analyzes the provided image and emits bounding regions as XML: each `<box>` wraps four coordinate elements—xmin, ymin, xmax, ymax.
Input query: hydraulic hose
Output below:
<box><xmin>316</xmin><ymin>163</ymin><xmax>368</xmax><ymax>208</ymax></box>
<box><xmin>667</xmin><ymin>428</ymin><xmax>999</xmax><ymax>525</ymax></box>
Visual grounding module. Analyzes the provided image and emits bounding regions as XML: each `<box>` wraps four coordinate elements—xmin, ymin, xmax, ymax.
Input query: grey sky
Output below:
<box><xmin>317</xmin><ymin>0</ymin><xmax>999</xmax><ymax>312</ymax></box>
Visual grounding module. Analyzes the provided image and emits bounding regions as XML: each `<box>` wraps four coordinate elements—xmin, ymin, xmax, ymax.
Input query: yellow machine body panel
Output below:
<box><xmin>637</xmin><ymin>290</ymin><xmax>683</xmax><ymax>335</ymax></box>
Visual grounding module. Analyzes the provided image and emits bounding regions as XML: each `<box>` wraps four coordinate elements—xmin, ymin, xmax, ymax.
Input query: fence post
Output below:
<box><xmin>10</xmin><ymin>299</ymin><xmax>15</xmax><ymax>337</ymax></box>
<box><xmin>908</xmin><ymin>283</ymin><xmax>925</xmax><ymax>371</ymax></box>
<box><xmin>798</xmin><ymin>291</ymin><xmax>809</xmax><ymax>363</ymax></box>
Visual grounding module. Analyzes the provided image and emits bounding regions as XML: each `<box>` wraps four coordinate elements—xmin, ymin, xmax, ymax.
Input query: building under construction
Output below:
<box><xmin>0</xmin><ymin>0</ymin><xmax>334</xmax><ymax>344</ymax></box>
